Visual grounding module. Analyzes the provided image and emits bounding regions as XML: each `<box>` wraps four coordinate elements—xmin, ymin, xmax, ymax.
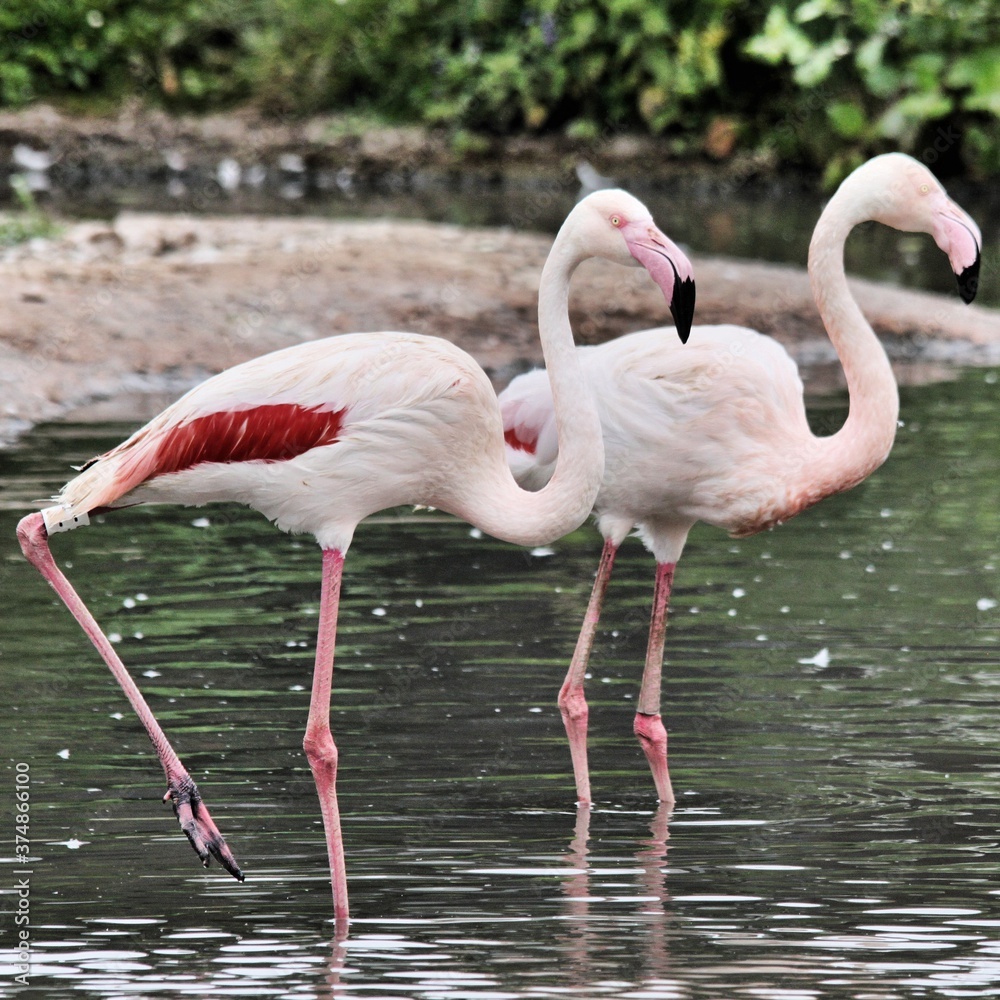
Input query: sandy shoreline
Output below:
<box><xmin>1</xmin><ymin>212</ymin><xmax>998</xmax><ymax>448</ymax></box>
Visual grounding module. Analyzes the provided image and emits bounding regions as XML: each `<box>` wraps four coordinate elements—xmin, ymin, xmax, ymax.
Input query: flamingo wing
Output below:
<box><xmin>57</xmin><ymin>332</ymin><xmax>485</xmax><ymax>515</ymax></box>
<box><xmin>499</xmin><ymin>367</ymin><xmax>561</xmax><ymax>492</ymax></box>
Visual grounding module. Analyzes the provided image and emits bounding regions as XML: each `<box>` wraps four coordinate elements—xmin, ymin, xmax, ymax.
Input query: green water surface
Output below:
<box><xmin>0</xmin><ymin>367</ymin><xmax>998</xmax><ymax>998</ymax></box>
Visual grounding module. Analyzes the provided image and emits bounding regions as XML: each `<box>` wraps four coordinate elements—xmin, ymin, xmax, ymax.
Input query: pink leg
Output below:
<box><xmin>16</xmin><ymin>512</ymin><xmax>243</xmax><ymax>879</ymax></box>
<box><xmin>558</xmin><ymin>539</ymin><xmax>618</xmax><ymax>805</ymax></box>
<box><xmin>303</xmin><ymin>548</ymin><xmax>349</xmax><ymax>931</ymax></box>
<box><xmin>634</xmin><ymin>561</ymin><xmax>676</xmax><ymax>805</ymax></box>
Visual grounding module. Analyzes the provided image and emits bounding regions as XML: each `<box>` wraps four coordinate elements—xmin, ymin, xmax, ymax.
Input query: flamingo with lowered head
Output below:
<box><xmin>500</xmin><ymin>153</ymin><xmax>981</xmax><ymax>806</ymax></box>
<box><xmin>17</xmin><ymin>188</ymin><xmax>695</xmax><ymax>927</ymax></box>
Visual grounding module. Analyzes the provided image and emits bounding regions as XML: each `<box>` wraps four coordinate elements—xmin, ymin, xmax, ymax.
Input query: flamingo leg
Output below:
<box><xmin>558</xmin><ymin>539</ymin><xmax>618</xmax><ymax>805</ymax></box>
<box><xmin>303</xmin><ymin>548</ymin><xmax>349</xmax><ymax>929</ymax></box>
<box><xmin>634</xmin><ymin>561</ymin><xmax>676</xmax><ymax>804</ymax></box>
<box><xmin>16</xmin><ymin>512</ymin><xmax>244</xmax><ymax>879</ymax></box>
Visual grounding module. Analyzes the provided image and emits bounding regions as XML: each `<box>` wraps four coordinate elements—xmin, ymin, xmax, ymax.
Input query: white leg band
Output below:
<box><xmin>41</xmin><ymin>505</ymin><xmax>90</xmax><ymax>534</ymax></box>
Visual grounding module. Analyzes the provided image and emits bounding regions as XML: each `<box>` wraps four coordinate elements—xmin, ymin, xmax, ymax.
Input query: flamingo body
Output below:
<box><xmin>18</xmin><ymin>188</ymin><xmax>696</xmax><ymax>928</ymax></box>
<box><xmin>504</xmin><ymin>323</ymin><xmax>829</xmax><ymax>554</ymax></box>
<box><xmin>64</xmin><ymin>332</ymin><xmax>517</xmax><ymax>553</ymax></box>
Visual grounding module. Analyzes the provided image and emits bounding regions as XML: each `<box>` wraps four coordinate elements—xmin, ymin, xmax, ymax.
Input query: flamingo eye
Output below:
<box><xmin>920</xmin><ymin>183</ymin><xmax>930</xmax><ymax>194</ymax></box>
<box><xmin>610</xmin><ymin>215</ymin><xmax>621</xmax><ymax>227</ymax></box>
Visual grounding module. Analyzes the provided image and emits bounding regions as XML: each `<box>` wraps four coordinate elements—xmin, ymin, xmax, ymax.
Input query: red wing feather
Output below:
<box><xmin>108</xmin><ymin>403</ymin><xmax>347</xmax><ymax>501</ymax></box>
<box><xmin>152</xmin><ymin>404</ymin><xmax>347</xmax><ymax>475</ymax></box>
<box><xmin>503</xmin><ymin>426</ymin><xmax>537</xmax><ymax>454</ymax></box>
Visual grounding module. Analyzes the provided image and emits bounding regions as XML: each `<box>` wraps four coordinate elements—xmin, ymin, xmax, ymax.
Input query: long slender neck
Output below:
<box><xmin>805</xmin><ymin>201</ymin><xmax>900</xmax><ymax>497</ymax></box>
<box><xmin>459</xmin><ymin>231</ymin><xmax>605</xmax><ymax>546</ymax></box>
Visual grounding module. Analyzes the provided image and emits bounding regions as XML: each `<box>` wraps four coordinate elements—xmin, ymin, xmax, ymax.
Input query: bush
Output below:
<box><xmin>2</xmin><ymin>0</ymin><xmax>1000</xmax><ymax>177</ymax></box>
<box><xmin>420</xmin><ymin>0</ymin><xmax>737</xmax><ymax>139</ymax></box>
<box><xmin>0</xmin><ymin>0</ymin><xmax>246</xmax><ymax>106</ymax></box>
<box><xmin>742</xmin><ymin>0</ymin><xmax>1000</xmax><ymax>179</ymax></box>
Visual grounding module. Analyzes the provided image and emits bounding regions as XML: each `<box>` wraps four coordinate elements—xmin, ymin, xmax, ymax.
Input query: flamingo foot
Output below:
<box><xmin>164</xmin><ymin>774</ymin><xmax>244</xmax><ymax>881</ymax></box>
<box><xmin>558</xmin><ymin>684</ymin><xmax>592</xmax><ymax>806</ymax></box>
<box><xmin>633</xmin><ymin>712</ymin><xmax>675</xmax><ymax>806</ymax></box>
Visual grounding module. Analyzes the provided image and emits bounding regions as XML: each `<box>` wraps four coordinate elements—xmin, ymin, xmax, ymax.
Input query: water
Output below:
<box><xmin>1</xmin><ymin>367</ymin><xmax>999</xmax><ymax>997</ymax></box>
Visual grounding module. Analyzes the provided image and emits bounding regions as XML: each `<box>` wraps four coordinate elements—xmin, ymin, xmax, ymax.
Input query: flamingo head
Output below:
<box><xmin>570</xmin><ymin>189</ymin><xmax>696</xmax><ymax>342</ymax></box>
<box><xmin>846</xmin><ymin>153</ymin><xmax>982</xmax><ymax>304</ymax></box>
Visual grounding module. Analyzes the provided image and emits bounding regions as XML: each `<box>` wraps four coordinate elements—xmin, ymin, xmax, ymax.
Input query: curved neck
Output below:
<box><xmin>460</xmin><ymin>231</ymin><xmax>605</xmax><ymax>546</ymax></box>
<box><xmin>805</xmin><ymin>202</ymin><xmax>900</xmax><ymax>497</ymax></box>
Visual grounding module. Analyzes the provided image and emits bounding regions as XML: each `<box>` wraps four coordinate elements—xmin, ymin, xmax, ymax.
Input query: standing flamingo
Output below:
<box><xmin>500</xmin><ymin>153</ymin><xmax>981</xmax><ymax>806</ymax></box>
<box><xmin>16</xmin><ymin>189</ymin><xmax>695</xmax><ymax>926</ymax></box>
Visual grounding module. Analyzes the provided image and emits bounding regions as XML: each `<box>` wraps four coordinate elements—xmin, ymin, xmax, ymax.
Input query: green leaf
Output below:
<box><xmin>569</xmin><ymin>8</ymin><xmax>599</xmax><ymax>45</ymax></box>
<box><xmin>580</xmin><ymin>51</ymin><xmax>607</xmax><ymax>84</ymax></box>
<box><xmin>947</xmin><ymin>49</ymin><xmax>1000</xmax><ymax>89</ymax></box>
<box><xmin>565</xmin><ymin>117</ymin><xmax>601</xmax><ymax>140</ymax></box>
<box><xmin>181</xmin><ymin>67</ymin><xmax>208</xmax><ymax>99</ymax></box>
<box><xmin>827</xmin><ymin>100</ymin><xmax>866</xmax><ymax>139</ymax></box>
<box><xmin>744</xmin><ymin>6</ymin><xmax>814</xmax><ymax>66</ymax></box>
<box><xmin>878</xmin><ymin>89</ymin><xmax>954</xmax><ymax>140</ymax></box>
<box><xmin>906</xmin><ymin>52</ymin><xmax>947</xmax><ymax>90</ymax></box>
<box><xmin>792</xmin><ymin>35</ymin><xmax>849</xmax><ymax>86</ymax></box>
<box><xmin>641</xmin><ymin>7</ymin><xmax>671</xmax><ymax>36</ymax></box>
<box><xmin>948</xmin><ymin>49</ymin><xmax>1000</xmax><ymax>117</ymax></box>
<box><xmin>855</xmin><ymin>31</ymin><xmax>900</xmax><ymax>98</ymax></box>
<box><xmin>794</xmin><ymin>0</ymin><xmax>841</xmax><ymax>24</ymax></box>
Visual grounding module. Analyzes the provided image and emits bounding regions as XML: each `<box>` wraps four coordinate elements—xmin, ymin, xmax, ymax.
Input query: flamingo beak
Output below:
<box><xmin>670</xmin><ymin>274</ymin><xmax>696</xmax><ymax>344</ymax></box>
<box><xmin>957</xmin><ymin>248</ymin><xmax>981</xmax><ymax>305</ymax></box>
<box><xmin>622</xmin><ymin>222</ymin><xmax>696</xmax><ymax>343</ymax></box>
<box><xmin>933</xmin><ymin>201</ymin><xmax>982</xmax><ymax>304</ymax></box>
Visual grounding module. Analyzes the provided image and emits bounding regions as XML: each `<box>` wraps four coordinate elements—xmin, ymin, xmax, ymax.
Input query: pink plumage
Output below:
<box><xmin>500</xmin><ymin>153</ymin><xmax>982</xmax><ymax>807</ymax></box>
<box><xmin>17</xmin><ymin>189</ymin><xmax>696</xmax><ymax>929</ymax></box>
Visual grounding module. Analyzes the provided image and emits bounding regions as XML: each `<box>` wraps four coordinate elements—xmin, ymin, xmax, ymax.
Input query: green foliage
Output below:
<box><xmin>2</xmin><ymin>0</ymin><xmax>1000</xmax><ymax>175</ymax></box>
<box><xmin>416</xmin><ymin>0</ymin><xmax>736</xmax><ymax>136</ymax></box>
<box><xmin>742</xmin><ymin>0</ymin><xmax>1000</xmax><ymax>177</ymax></box>
<box><xmin>0</xmin><ymin>176</ymin><xmax>59</xmax><ymax>246</ymax></box>
<box><xmin>0</xmin><ymin>0</ymin><xmax>246</xmax><ymax>105</ymax></box>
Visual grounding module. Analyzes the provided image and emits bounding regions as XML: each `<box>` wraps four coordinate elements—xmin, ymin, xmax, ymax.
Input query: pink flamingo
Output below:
<box><xmin>16</xmin><ymin>189</ymin><xmax>695</xmax><ymax>926</ymax></box>
<box><xmin>500</xmin><ymin>154</ymin><xmax>981</xmax><ymax>806</ymax></box>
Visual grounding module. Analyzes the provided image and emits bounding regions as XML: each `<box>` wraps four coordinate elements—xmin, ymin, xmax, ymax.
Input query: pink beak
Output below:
<box><xmin>621</xmin><ymin>220</ymin><xmax>696</xmax><ymax>343</ymax></box>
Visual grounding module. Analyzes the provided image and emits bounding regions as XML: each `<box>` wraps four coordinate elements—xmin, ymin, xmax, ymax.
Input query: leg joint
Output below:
<box><xmin>303</xmin><ymin>730</ymin><xmax>338</xmax><ymax>768</ymax></box>
<box><xmin>633</xmin><ymin>712</ymin><xmax>667</xmax><ymax>751</ymax></box>
<box><xmin>558</xmin><ymin>684</ymin><xmax>589</xmax><ymax>723</ymax></box>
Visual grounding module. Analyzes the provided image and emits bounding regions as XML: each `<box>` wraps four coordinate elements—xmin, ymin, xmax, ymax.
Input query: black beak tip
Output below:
<box><xmin>669</xmin><ymin>277</ymin><xmax>696</xmax><ymax>344</ymax></box>
<box><xmin>957</xmin><ymin>252</ymin><xmax>981</xmax><ymax>305</ymax></box>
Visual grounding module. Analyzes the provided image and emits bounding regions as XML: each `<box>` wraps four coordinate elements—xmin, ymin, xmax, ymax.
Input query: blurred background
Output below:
<box><xmin>1</xmin><ymin>0</ymin><xmax>999</xmax><ymax>183</ymax></box>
